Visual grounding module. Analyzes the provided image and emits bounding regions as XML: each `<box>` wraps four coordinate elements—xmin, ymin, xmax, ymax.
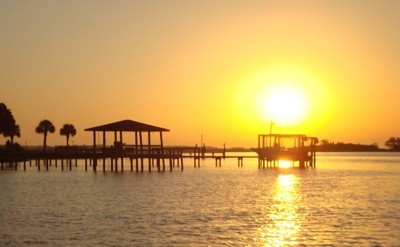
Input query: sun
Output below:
<box><xmin>256</xmin><ymin>83</ymin><xmax>311</xmax><ymax>126</ymax></box>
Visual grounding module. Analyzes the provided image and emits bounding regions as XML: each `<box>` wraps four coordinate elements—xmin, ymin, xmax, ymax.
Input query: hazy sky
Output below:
<box><xmin>1</xmin><ymin>0</ymin><xmax>399</xmax><ymax>148</ymax></box>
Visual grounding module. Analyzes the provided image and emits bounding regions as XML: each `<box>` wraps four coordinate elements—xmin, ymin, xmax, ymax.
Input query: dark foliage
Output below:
<box><xmin>385</xmin><ymin>137</ymin><xmax>400</xmax><ymax>151</ymax></box>
<box><xmin>317</xmin><ymin>141</ymin><xmax>380</xmax><ymax>152</ymax></box>
<box><xmin>0</xmin><ymin>103</ymin><xmax>21</xmax><ymax>144</ymax></box>
<box><xmin>35</xmin><ymin>119</ymin><xmax>55</xmax><ymax>151</ymax></box>
<box><xmin>60</xmin><ymin>124</ymin><xmax>77</xmax><ymax>146</ymax></box>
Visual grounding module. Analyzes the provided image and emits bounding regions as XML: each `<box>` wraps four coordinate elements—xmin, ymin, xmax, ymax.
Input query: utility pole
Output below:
<box><xmin>269</xmin><ymin>121</ymin><xmax>275</xmax><ymax>135</ymax></box>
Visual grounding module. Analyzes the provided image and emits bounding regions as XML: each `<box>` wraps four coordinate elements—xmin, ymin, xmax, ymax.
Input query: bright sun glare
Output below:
<box><xmin>278</xmin><ymin>160</ymin><xmax>292</xmax><ymax>169</ymax></box>
<box><xmin>257</xmin><ymin>83</ymin><xmax>310</xmax><ymax>126</ymax></box>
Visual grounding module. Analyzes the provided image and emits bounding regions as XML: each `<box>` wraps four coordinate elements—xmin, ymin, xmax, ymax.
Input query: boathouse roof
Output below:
<box><xmin>259</xmin><ymin>134</ymin><xmax>318</xmax><ymax>140</ymax></box>
<box><xmin>84</xmin><ymin>119</ymin><xmax>170</xmax><ymax>132</ymax></box>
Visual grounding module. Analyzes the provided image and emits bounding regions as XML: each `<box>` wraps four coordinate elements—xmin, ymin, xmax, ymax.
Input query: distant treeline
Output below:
<box><xmin>317</xmin><ymin>137</ymin><xmax>400</xmax><ymax>152</ymax></box>
<box><xmin>1</xmin><ymin>102</ymin><xmax>77</xmax><ymax>152</ymax></box>
<box><xmin>316</xmin><ymin>141</ymin><xmax>381</xmax><ymax>152</ymax></box>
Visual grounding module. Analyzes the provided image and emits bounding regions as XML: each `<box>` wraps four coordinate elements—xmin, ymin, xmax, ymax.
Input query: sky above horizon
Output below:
<box><xmin>1</xmin><ymin>0</ymin><xmax>399</xmax><ymax>148</ymax></box>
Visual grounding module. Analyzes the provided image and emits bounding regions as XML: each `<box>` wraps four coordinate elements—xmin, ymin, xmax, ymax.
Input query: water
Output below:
<box><xmin>1</xmin><ymin>152</ymin><xmax>399</xmax><ymax>246</ymax></box>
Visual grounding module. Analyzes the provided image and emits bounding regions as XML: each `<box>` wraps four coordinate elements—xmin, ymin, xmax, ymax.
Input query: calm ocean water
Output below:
<box><xmin>1</xmin><ymin>152</ymin><xmax>399</xmax><ymax>246</ymax></box>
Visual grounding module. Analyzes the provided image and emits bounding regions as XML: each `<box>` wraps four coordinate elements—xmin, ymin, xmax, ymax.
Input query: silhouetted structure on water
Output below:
<box><xmin>254</xmin><ymin>134</ymin><xmax>318</xmax><ymax>169</ymax></box>
<box><xmin>84</xmin><ymin>119</ymin><xmax>183</xmax><ymax>172</ymax></box>
<box><xmin>1</xmin><ymin>120</ymin><xmax>320</xmax><ymax>171</ymax></box>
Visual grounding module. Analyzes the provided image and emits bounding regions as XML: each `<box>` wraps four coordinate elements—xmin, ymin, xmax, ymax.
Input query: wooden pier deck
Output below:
<box><xmin>1</xmin><ymin>145</ymin><xmax>318</xmax><ymax>171</ymax></box>
<box><xmin>0</xmin><ymin>147</ymin><xmax>184</xmax><ymax>172</ymax></box>
<box><xmin>1</xmin><ymin>136</ymin><xmax>318</xmax><ymax>171</ymax></box>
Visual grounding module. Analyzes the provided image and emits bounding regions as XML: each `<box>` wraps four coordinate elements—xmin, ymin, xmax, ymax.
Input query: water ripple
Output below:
<box><xmin>1</xmin><ymin>153</ymin><xmax>400</xmax><ymax>246</ymax></box>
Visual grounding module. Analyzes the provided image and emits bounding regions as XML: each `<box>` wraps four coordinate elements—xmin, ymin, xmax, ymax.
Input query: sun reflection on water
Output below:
<box><xmin>254</xmin><ymin>174</ymin><xmax>303</xmax><ymax>246</ymax></box>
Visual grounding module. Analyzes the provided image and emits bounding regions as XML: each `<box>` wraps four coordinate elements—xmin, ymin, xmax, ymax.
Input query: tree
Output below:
<box><xmin>3</xmin><ymin>123</ymin><xmax>20</xmax><ymax>144</ymax></box>
<box><xmin>60</xmin><ymin>124</ymin><xmax>76</xmax><ymax>146</ymax></box>
<box><xmin>0</xmin><ymin>103</ymin><xmax>21</xmax><ymax>144</ymax></box>
<box><xmin>0</xmin><ymin>103</ymin><xmax>12</xmax><ymax>135</ymax></box>
<box><xmin>35</xmin><ymin>120</ymin><xmax>55</xmax><ymax>151</ymax></box>
<box><xmin>320</xmin><ymin>139</ymin><xmax>331</xmax><ymax>145</ymax></box>
<box><xmin>385</xmin><ymin>137</ymin><xmax>400</xmax><ymax>151</ymax></box>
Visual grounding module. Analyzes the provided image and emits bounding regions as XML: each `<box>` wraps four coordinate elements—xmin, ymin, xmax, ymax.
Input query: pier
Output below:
<box><xmin>254</xmin><ymin>134</ymin><xmax>318</xmax><ymax>169</ymax></box>
<box><xmin>83</xmin><ymin>120</ymin><xmax>184</xmax><ymax>172</ymax></box>
<box><xmin>1</xmin><ymin>120</ymin><xmax>318</xmax><ymax>171</ymax></box>
<box><xmin>0</xmin><ymin>147</ymin><xmax>184</xmax><ymax>172</ymax></box>
<box><xmin>179</xmin><ymin>146</ymin><xmax>255</xmax><ymax>167</ymax></box>
<box><xmin>0</xmin><ymin>143</ymin><xmax>316</xmax><ymax>171</ymax></box>
<box><xmin>0</xmin><ymin>120</ymin><xmax>185</xmax><ymax>172</ymax></box>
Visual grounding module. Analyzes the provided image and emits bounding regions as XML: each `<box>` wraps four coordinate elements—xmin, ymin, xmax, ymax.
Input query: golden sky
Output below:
<box><xmin>1</xmin><ymin>0</ymin><xmax>399</xmax><ymax>148</ymax></box>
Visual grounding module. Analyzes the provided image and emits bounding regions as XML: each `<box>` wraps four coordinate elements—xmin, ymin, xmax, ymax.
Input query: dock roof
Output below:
<box><xmin>84</xmin><ymin>119</ymin><xmax>170</xmax><ymax>132</ymax></box>
<box><xmin>259</xmin><ymin>134</ymin><xmax>317</xmax><ymax>139</ymax></box>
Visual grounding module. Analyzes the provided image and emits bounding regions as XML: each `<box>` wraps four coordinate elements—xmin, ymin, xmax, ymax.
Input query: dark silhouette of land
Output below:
<box><xmin>316</xmin><ymin>142</ymin><xmax>380</xmax><ymax>152</ymax></box>
<box><xmin>315</xmin><ymin>139</ymin><xmax>400</xmax><ymax>152</ymax></box>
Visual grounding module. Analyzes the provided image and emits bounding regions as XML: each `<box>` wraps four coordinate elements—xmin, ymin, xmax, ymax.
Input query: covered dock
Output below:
<box><xmin>254</xmin><ymin>134</ymin><xmax>318</xmax><ymax>169</ymax></box>
<box><xmin>84</xmin><ymin>119</ymin><xmax>183</xmax><ymax>171</ymax></box>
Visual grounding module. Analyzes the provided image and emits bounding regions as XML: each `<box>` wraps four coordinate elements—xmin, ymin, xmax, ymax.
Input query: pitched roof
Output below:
<box><xmin>84</xmin><ymin>120</ymin><xmax>169</xmax><ymax>132</ymax></box>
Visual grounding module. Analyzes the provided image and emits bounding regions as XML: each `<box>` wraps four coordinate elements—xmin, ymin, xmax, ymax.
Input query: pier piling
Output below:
<box><xmin>238</xmin><ymin>157</ymin><xmax>243</xmax><ymax>167</ymax></box>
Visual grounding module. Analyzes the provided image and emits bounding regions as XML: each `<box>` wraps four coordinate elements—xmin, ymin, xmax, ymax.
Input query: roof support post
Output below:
<box><xmin>159</xmin><ymin>131</ymin><xmax>163</xmax><ymax>148</ymax></box>
<box><xmin>102</xmin><ymin>131</ymin><xmax>106</xmax><ymax>153</ymax></box>
<box><xmin>93</xmin><ymin>131</ymin><xmax>96</xmax><ymax>154</ymax></box>
<box><xmin>148</xmin><ymin>131</ymin><xmax>152</xmax><ymax>171</ymax></box>
<box><xmin>92</xmin><ymin>131</ymin><xmax>97</xmax><ymax>171</ymax></box>
<box><xmin>160</xmin><ymin>131</ymin><xmax>165</xmax><ymax>171</ymax></box>
<box><xmin>134</xmin><ymin>131</ymin><xmax>138</xmax><ymax>153</ymax></box>
<box><xmin>135</xmin><ymin>131</ymin><xmax>138</xmax><ymax>158</ymax></box>
<box><xmin>139</xmin><ymin>131</ymin><xmax>143</xmax><ymax>171</ymax></box>
<box><xmin>103</xmin><ymin>131</ymin><xmax>106</xmax><ymax>171</ymax></box>
<box><xmin>120</xmin><ymin>131</ymin><xmax>124</xmax><ymax>170</ymax></box>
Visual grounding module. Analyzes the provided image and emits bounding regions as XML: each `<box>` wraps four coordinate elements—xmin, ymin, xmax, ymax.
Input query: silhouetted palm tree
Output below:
<box><xmin>60</xmin><ymin>124</ymin><xmax>76</xmax><ymax>146</ymax></box>
<box><xmin>35</xmin><ymin>120</ymin><xmax>55</xmax><ymax>151</ymax></box>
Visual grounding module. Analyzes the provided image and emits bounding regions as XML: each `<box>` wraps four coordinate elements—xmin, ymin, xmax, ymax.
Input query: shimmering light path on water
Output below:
<box><xmin>1</xmin><ymin>153</ymin><xmax>399</xmax><ymax>246</ymax></box>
